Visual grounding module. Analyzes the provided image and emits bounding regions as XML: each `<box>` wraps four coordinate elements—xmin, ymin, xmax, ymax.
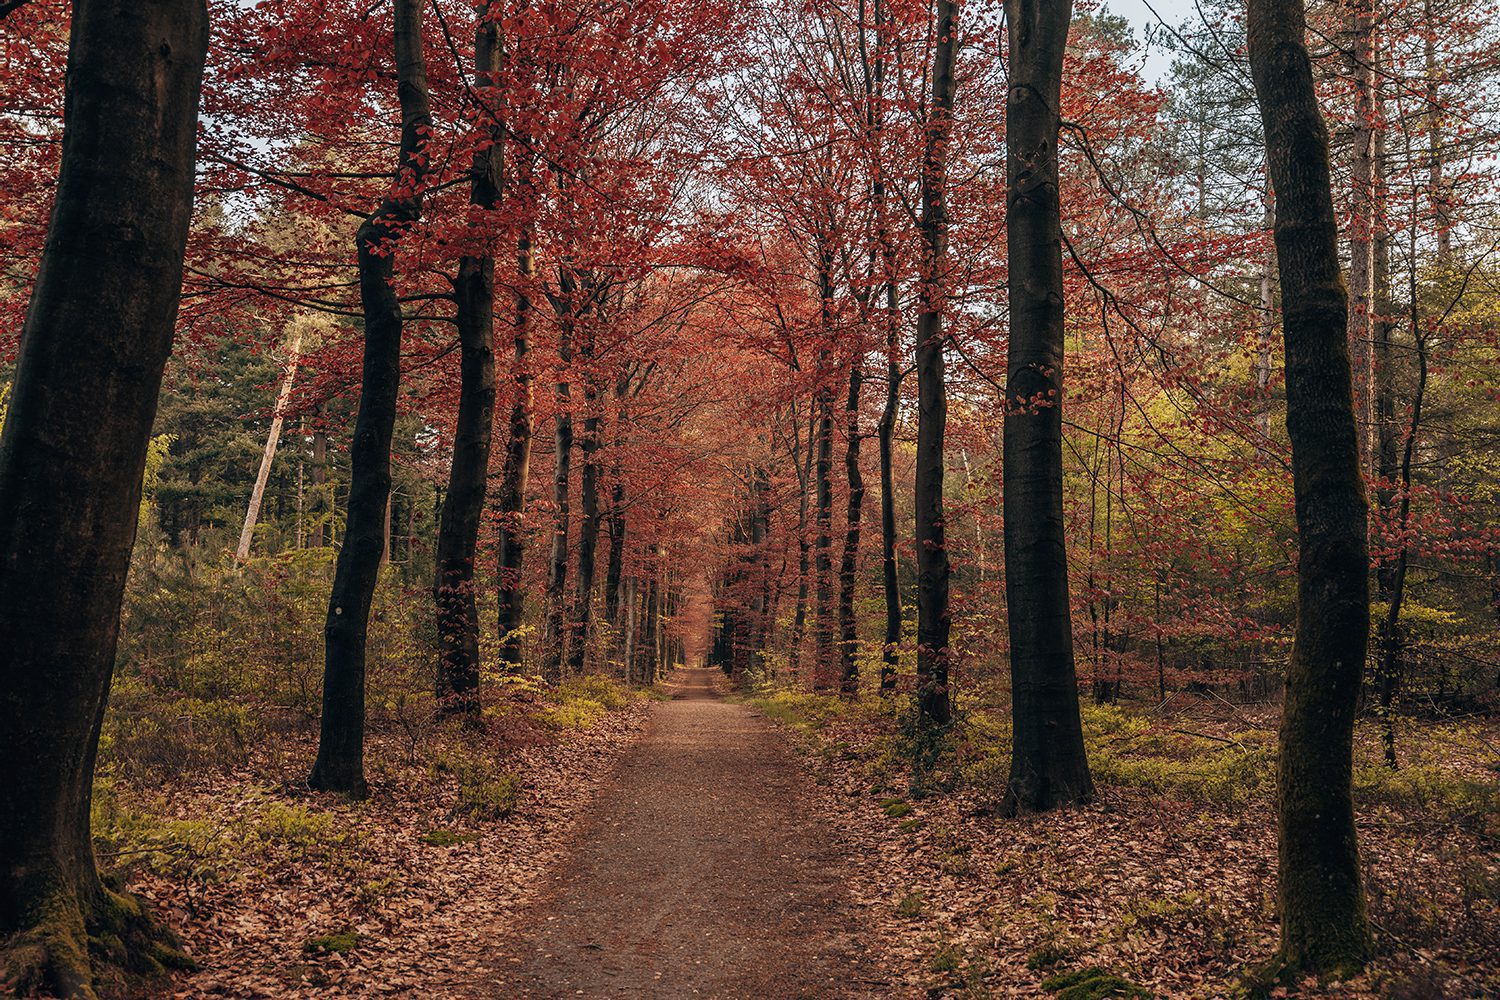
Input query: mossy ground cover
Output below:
<box><xmin>88</xmin><ymin>672</ymin><xmax>652</xmax><ymax>996</ymax></box>
<box><xmin>739</xmin><ymin>677</ymin><xmax>1500</xmax><ymax>997</ymax></box>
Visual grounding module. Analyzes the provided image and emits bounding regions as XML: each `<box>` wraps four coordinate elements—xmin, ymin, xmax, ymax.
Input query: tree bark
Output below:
<box><xmin>877</xmin><ymin>256</ymin><xmax>902</xmax><ymax>693</ymax></box>
<box><xmin>1344</xmin><ymin>0</ymin><xmax>1379</xmax><ymax>474</ymax></box>
<box><xmin>541</xmin><ymin>270</ymin><xmax>577</xmax><ymax>683</ymax></box>
<box><xmin>0</xmin><ymin>2</ymin><xmax>208</xmax><ymax>994</ymax></box>
<box><xmin>236</xmin><ymin>330</ymin><xmax>303</xmax><ymax>562</ymax></box>
<box><xmin>838</xmin><ymin>355</ymin><xmax>865</xmax><ymax>695</ymax></box>
<box><xmin>1001</xmin><ymin>0</ymin><xmax>1095</xmax><ymax>815</ymax></box>
<box><xmin>311</xmin><ymin>0</ymin><xmax>433</xmax><ymax>797</ymax></box>
<box><xmin>813</xmin><ymin>259</ymin><xmax>836</xmax><ymax>688</ymax></box>
<box><xmin>434</xmin><ymin>6</ymin><xmax>502</xmax><ymax>717</ymax></box>
<box><xmin>913</xmin><ymin>0</ymin><xmax>958</xmax><ymax>727</ymax></box>
<box><xmin>496</xmin><ymin>213</ymin><xmax>536</xmax><ymax>669</ymax></box>
<box><xmin>569</xmin><ymin>326</ymin><xmax>602</xmax><ymax>674</ymax></box>
<box><xmin>1247</xmin><ymin>0</ymin><xmax>1374</xmax><ymax>975</ymax></box>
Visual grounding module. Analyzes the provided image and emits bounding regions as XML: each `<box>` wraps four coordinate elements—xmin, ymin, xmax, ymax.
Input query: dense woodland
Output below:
<box><xmin>1</xmin><ymin>0</ymin><xmax>1498</xmax><ymax>996</ymax></box>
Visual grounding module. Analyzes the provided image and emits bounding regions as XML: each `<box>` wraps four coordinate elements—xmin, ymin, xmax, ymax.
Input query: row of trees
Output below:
<box><xmin>2</xmin><ymin>0</ymin><xmax>1497</xmax><ymax>991</ymax></box>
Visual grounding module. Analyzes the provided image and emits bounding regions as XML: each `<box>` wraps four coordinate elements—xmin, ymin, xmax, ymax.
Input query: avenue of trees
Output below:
<box><xmin>2</xmin><ymin>0</ymin><xmax>1498</xmax><ymax>994</ymax></box>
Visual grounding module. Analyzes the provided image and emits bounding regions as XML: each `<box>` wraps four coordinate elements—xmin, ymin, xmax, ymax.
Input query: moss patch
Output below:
<box><xmin>302</xmin><ymin>930</ymin><xmax>361</xmax><ymax>954</ymax></box>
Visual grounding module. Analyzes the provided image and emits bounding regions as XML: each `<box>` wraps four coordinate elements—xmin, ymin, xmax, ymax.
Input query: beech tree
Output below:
<box><xmin>1248</xmin><ymin>0</ymin><xmax>1374</xmax><ymax>976</ymax></box>
<box><xmin>310</xmin><ymin>0</ymin><xmax>434</xmax><ymax>796</ymax></box>
<box><xmin>1001</xmin><ymin>0</ymin><xmax>1094</xmax><ymax>813</ymax></box>
<box><xmin>913</xmin><ymin>0</ymin><xmax>959</xmax><ymax>727</ymax></box>
<box><xmin>0</xmin><ymin>2</ymin><xmax>209</xmax><ymax>993</ymax></box>
<box><xmin>434</xmin><ymin>3</ymin><xmax>503</xmax><ymax>717</ymax></box>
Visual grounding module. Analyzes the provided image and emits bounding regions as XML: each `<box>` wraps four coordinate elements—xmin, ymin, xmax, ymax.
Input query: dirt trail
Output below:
<box><xmin>486</xmin><ymin>667</ymin><xmax>882</xmax><ymax>999</ymax></box>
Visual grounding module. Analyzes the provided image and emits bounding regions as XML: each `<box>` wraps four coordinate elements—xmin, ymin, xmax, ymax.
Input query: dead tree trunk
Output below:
<box><xmin>1248</xmin><ymin>0</ymin><xmax>1374</xmax><ymax>975</ymax></box>
<box><xmin>0</xmin><ymin>2</ymin><xmax>208</xmax><ymax>993</ymax></box>
<box><xmin>236</xmin><ymin>330</ymin><xmax>304</xmax><ymax>561</ymax></box>
<box><xmin>311</xmin><ymin>0</ymin><xmax>433</xmax><ymax>797</ymax></box>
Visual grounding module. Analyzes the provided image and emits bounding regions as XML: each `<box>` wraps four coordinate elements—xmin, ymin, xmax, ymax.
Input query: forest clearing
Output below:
<box><xmin>2</xmin><ymin>0</ymin><xmax>1499</xmax><ymax>997</ymax></box>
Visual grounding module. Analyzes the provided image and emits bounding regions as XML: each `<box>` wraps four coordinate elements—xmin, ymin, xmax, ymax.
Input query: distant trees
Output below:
<box><xmin>0</xmin><ymin>1</ymin><xmax>209</xmax><ymax>993</ymax></box>
<box><xmin>1247</xmin><ymin>0</ymin><xmax>1374</xmax><ymax>977</ymax></box>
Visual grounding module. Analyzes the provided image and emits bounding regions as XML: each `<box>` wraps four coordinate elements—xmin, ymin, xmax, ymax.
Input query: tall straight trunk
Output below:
<box><xmin>435</xmin><ymin>8</ymin><xmax>502</xmax><ymax>715</ymax></box>
<box><xmin>569</xmin><ymin>340</ymin><xmax>602</xmax><ymax>674</ymax></box>
<box><xmin>311</xmin><ymin>418</ymin><xmax>329</xmax><ymax>547</ymax></box>
<box><xmin>1248</xmin><ymin>0</ymin><xmax>1374</xmax><ymax>976</ymax></box>
<box><xmin>878</xmin><ymin>265</ymin><xmax>902</xmax><ymax>692</ymax></box>
<box><xmin>1001</xmin><ymin>0</ymin><xmax>1094</xmax><ymax>815</ymax></box>
<box><xmin>496</xmin><ymin>214</ymin><xmax>536</xmax><ymax>668</ymax></box>
<box><xmin>790</xmin><ymin>400</ymin><xmax>814</xmax><ymax>673</ymax></box>
<box><xmin>311</xmin><ymin>0</ymin><xmax>433</xmax><ymax>796</ymax></box>
<box><xmin>1345</xmin><ymin>0</ymin><xmax>1379</xmax><ymax>474</ymax></box>
<box><xmin>838</xmin><ymin>356</ymin><xmax>866</xmax><ymax>694</ymax></box>
<box><xmin>604</xmin><ymin>480</ymin><xmax>626</xmax><ymax>627</ymax></box>
<box><xmin>541</xmin><ymin>274</ymin><xmax>576</xmax><ymax>683</ymax></box>
<box><xmin>1376</xmin><ymin>314</ymin><xmax>1425</xmax><ymax>769</ymax></box>
<box><xmin>236</xmin><ymin>330</ymin><xmax>303</xmax><ymax>561</ymax></box>
<box><xmin>623</xmin><ymin>575</ymin><xmax>639</xmax><ymax>683</ymax></box>
<box><xmin>1255</xmin><ymin>183</ymin><xmax>1276</xmax><ymax>457</ymax></box>
<box><xmin>643</xmin><ymin>558</ymin><xmax>661</xmax><ymax>682</ymax></box>
<box><xmin>912</xmin><ymin>0</ymin><xmax>958</xmax><ymax>727</ymax></box>
<box><xmin>813</xmin><ymin>263</ymin><xmax>836</xmax><ymax>688</ymax></box>
<box><xmin>0</xmin><ymin>2</ymin><xmax>208</xmax><ymax>993</ymax></box>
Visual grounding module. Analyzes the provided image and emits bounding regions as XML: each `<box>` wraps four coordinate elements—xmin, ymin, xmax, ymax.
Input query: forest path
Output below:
<box><xmin>484</xmin><ymin>666</ymin><xmax>882</xmax><ymax>999</ymax></box>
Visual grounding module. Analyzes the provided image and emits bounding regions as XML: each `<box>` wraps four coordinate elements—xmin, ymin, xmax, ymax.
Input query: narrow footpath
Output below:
<box><xmin>485</xmin><ymin>667</ymin><xmax>883</xmax><ymax>999</ymax></box>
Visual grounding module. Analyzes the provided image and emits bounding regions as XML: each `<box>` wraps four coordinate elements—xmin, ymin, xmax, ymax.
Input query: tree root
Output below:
<box><xmin>2</xmin><ymin>879</ymin><xmax>191</xmax><ymax>999</ymax></box>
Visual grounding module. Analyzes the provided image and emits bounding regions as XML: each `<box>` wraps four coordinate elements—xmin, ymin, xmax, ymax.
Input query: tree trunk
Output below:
<box><xmin>838</xmin><ymin>355</ymin><xmax>865</xmax><ymax>695</ymax></box>
<box><xmin>569</xmin><ymin>336</ymin><xmax>602</xmax><ymax>674</ymax></box>
<box><xmin>913</xmin><ymin>0</ymin><xmax>958</xmax><ymax>727</ymax></box>
<box><xmin>0</xmin><ymin>2</ymin><xmax>207</xmax><ymax>994</ymax></box>
<box><xmin>813</xmin><ymin>262</ymin><xmax>836</xmax><ymax>688</ymax></box>
<box><xmin>310</xmin><ymin>418</ymin><xmax>329</xmax><ymax>547</ymax></box>
<box><xmin>1001</xmin><ymin>0</ymin><xmax>1095</xmax><ymax>816</ymax></box>
<box><xmin>496</xmin><ymin>214</ymin><xmax>536</xmax><ymax>669</ymax></box>
<box><xmin>541</xmin><ymin>273</ymin><xmax>576</xmax><ymax>683</ymax></box>
<box><xmin>1248</xmin><ymin>0</ymin><xmax>1374</xmax><ymax>975</ymax></box>
<box><xmin>434</xmin><ymin>7</ymin><xmax>502</xmax><ymax>716</ymax></box>
<box><xmin>877</xmin><ymin>262</ymin><xmax>902</xmax><ymax>693</ymax></box>
<box><xmin>1344</xmin><ymin>0</ymin><xmax>1379</xmax><ymax>474</ymax></box>
<box><xmin>236</xmin><ymin>330</ymin><xmax>303</xmax><ymax>561</ymax></box>
<box><xmin>311</xmin><ymin>0</ymin><xmax>432</xmax><ymax>797</ymax></box>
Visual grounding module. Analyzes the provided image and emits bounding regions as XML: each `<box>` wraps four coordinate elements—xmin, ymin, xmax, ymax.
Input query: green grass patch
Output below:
<box><xmin>419</xmin><ymin>828</ymin><xmax>480</xmax><ymax>847</ymax></box>
<box><xmin>302</xmin><ymin>930</ymin><xmax>360</xmax><ymax>954</ymax></box>
<box><xmin>1041</xmin><ymin>966</ymin><xmax>1150</xmax><ymax>999</ymax></box>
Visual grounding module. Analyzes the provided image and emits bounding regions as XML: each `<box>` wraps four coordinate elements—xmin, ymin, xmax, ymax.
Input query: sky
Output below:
<box><xmin>1104</xmin><ymin>0</ymin><xmax>1202</xmax><ymax>82</ymax></box>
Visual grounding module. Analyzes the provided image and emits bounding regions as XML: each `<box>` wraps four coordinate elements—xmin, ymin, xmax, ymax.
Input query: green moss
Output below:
<box><xmin>929</xmin><ymin>943</ymin><xmax>963</xmax><ymax>974</ymax></box>
<box><xmin>881</xmin><ymin>799</ymin><xmax>914</xmax><ymax>818</ymax></box>
<box><xmin>1027</xmin><ymin>943</ymin><xmax>1073</xmax><ymax>970</ymax></box>
<box><xmin>419</xmin><ymin>828</ymin><xmax>480</xmax><ymax>847</ymax></box>
<box><xmin>1041</xmin><ymin>967</ymin><xmax>1151</xmax><ymax>999</ymax></box>
<box><xmin>896</xmin><ymin>891</ymin><xmax>925</xmax><ymax>918</ymax></box>
<box><xmin>898</xmin><ymin>817</ymin><xmax>924</xmax><ymax>833</ymax></box>
<box><xmin>743</xmin><ymin>687</ymin><xmax>847</xmax><ymax>731</ymax></box>
<box><xmin>456</xmin><ymin>770</ymin><xmax>522</xmax><ymax>821</ymax></box>
<box><xmin>302</xmin><ymin>930</ymin><xmax>361</xmax><ymax>954</ymax></box>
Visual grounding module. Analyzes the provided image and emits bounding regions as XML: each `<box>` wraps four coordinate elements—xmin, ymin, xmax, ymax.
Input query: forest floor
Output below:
<box><xmin>101</xmin><ymin>666</ymin><xmax>1498</xmax><ymax>999</ymax></box>
<box><xmin>740</xmin><ymin>681</ymin><xmax>1500</xmax><ymax>999</ymax></box>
